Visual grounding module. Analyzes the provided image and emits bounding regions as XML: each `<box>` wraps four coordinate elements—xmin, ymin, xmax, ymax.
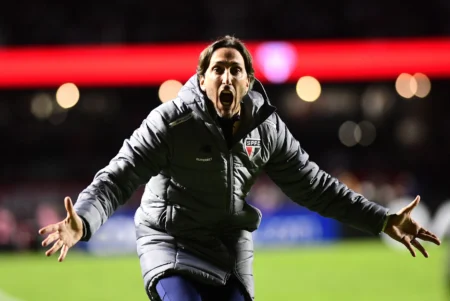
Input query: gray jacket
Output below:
<box><xmin>74</xmin><ymin>75</ymin><xmax>389</xmax><ymax>300</ymax></box>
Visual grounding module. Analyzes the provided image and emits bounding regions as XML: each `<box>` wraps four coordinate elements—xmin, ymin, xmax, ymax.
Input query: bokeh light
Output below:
<box><xmin>361</xmin><ymin>85</ymin><xmax>395</xmax><ymax>120</ymax></box>
<box><xmin>255</xmin><ymin>42</ymin><xmax>297</xmax><ymax>84</ymax></box>
<box><xmin>413</xmin><ymin>73</ymin><xmax>431</xmax><ymax>98</ymax></box>
<box><xmin>296</xmin><ymin>76</ymin><xmax>321</xmax><ymax>102</ymax></box>
<box><xmin>158</xmin><ymin>80</ymin><xmax>183</xmax><ymax>103</ymax></box>
<box><xmin>30</xmin><ymin>93</ymin><xmax>54</xmax><ymax>120</ymax></box>
<box><xmin>56</xmin><ymin>83</ymin><xmax>80</xmax><ymax>109</ymax></box>
<box><xmin>395</xmin><ymin>118</ymin><xmax>426</xmax><ymax>146</ymax></box>
<box><xmin>358</xmin><ymin>121</ymin><xmax>377</xmax><ymax>146</ymax></box>
<box><xmin>338</xmin><ymin>121</ymin><xmax>361</xmax><ymax>147</ymax></box>
<box><xmin>395</xmin><ymin>73</ymin><xmax>417</xmax><ymax>99</ymax></box>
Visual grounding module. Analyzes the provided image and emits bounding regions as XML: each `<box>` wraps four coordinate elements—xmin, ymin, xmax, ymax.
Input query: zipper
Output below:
<box><xmin>228</xmin><ymin>152</ymin><xmax>234</xmax><ymax>214</ymax></box>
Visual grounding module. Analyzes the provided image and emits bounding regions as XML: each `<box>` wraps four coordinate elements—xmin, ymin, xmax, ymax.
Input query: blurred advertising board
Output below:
<box><xmin>78</xmin><ymin>207</ymin><xmax>341</xmax><ymax>255</ymax></box>
<box><xmin>77</xmin><ymin>212</ymin><xmax>137</xmax><ymax>256</ymax></box>
<box><xmin>252</xmin><ymin>208</ymin><xmax>341</xmax><ymax>247</ymax></box>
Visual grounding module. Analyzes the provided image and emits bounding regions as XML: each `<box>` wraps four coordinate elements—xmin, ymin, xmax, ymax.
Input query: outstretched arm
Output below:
<box><xmin>39</xmin><ymin>109</ymin><xmax>171</xmax><ymax>260</ymax></box>
<box><xmin>74</xmin><ymin>109</ymin><xmax>171</xmax><ymax>240</ymax></box>
<box><xmin>264</xmin><ymin>113</ymin><xmax>440</xmax><ymax>256</ymax></box>
<box><xmin>264</xmin><ymin>113</ymin><xmax>387</xmax><ymax>235</ymax></box>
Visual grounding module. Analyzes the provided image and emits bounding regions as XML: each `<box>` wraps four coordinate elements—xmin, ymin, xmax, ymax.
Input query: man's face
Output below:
<box><xmin>200</xmin><ymin>47</ymin><xmax>249</xmax><ymax>119</ymax></box>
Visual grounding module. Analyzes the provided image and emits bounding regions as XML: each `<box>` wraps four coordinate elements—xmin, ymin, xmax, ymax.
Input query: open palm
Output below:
<box><xmin>383</xmin><ymin>195</ymin><xmax>441</xmax><ymax>257</ymax></box>
<box><xmin>38</xmin><ymin>197</ymin><xmax>84</xmax><ymax>262</ymax></box>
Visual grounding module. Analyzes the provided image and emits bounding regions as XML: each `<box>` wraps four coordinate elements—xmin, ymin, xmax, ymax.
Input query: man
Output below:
<box><xmin>39</xmin><ymin>36</ymin><xmax>441</xmax><ymax>301</ymax></box>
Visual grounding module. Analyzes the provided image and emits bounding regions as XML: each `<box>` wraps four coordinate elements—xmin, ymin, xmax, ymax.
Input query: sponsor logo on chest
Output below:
<box><xmin>244</xmin><ymin>138</ymin><xmax>261</xmax><ymax>160</ymax></box>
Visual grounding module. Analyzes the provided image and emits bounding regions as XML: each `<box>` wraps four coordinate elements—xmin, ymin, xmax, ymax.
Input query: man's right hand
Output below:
<box><xmin>38</xmin><ymin>196</ymin><xmax>84</xmax><ymax>262</ymax></box>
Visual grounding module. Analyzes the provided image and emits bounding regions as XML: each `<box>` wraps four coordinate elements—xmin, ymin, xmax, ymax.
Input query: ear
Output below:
<box><xmin>199</xmin><ymin>75</ymin><xmax>206</xmax><ymax>92</ymax></box>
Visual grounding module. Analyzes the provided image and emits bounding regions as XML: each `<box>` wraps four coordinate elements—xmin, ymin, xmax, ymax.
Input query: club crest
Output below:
<box><xmin>244</xmin><ymin>138</ymin><xmax>261</xmax><ymax>160</ymax></box>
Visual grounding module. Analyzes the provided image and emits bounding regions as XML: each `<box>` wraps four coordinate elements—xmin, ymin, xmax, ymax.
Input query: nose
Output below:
<box><xmin>222</xmin><ymin>69</ymin><xmax>232</xmax><ymax>85</ymax></box>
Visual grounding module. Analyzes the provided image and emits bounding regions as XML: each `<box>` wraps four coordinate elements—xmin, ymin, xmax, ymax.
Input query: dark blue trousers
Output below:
<box><xmin>156</xmin><ymin>274</ymin><xmax>246</xmax><ymax>301</ymax></box>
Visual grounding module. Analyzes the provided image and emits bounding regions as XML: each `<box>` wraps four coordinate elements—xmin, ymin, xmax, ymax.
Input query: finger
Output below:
<box><xmin>417</xmin><ymin>233</ymin><xmax>441</xmax><ymax>245</ymax></box>
<box><xmin>418</xmin><ymin>228</ymin><xmax>441</xmax><ymax>245</ymax></box>
<box><xmin>42</xmin><ymin>232</ymin><xmax>59</xmax><ymax>247</ymax></box>
<box><xmin>58</xmin><ymin>244</ymin><xmax>69</xmax><ymax>262</ymax></box>
<box><xmin>38</xmin><ymin>224</ymin><xmax>59</xmax><ymax>235</ymax></box>
<box><xmin>411</xmin><ymin>239</ymin><xmax>428</xmax><ymax>258</ymax></box>
<box><xmin>46</xmin><ymin>239</ymin><xmax>64</xmax><ymax>257</ymax></box>
<box><xmin>401</xmin><ymin>237</ymin><xmax>416</xmax><ymax>257</ymax></box>
<box><xmin>399</xmin><ymin>195</ymin><xmax>420</xmax><ymax>215</ymax></box>
<box><xmin>65</xmin><ymin>196</ymin><xmax>76</xmax><ymax>218</ymax></box>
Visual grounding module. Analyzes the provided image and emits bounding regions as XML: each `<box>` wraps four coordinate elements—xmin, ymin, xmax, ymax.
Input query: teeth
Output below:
<box><xmin>222</xmin><ymin>91</ymin><xmax>232</xmax><ymax>94</ymax></box>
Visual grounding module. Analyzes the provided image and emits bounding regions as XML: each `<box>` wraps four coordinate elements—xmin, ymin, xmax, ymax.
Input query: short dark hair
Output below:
<box><xmin>197</xmin><ymin>35</ymin><xmax>255</xmax><ymax>89</ymax></box>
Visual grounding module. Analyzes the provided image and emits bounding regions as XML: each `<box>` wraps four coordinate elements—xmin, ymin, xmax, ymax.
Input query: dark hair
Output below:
<box><xmin>197</xmin><ymin>35</ymin><xmax>255</xmax><ymax>89</ymax></box>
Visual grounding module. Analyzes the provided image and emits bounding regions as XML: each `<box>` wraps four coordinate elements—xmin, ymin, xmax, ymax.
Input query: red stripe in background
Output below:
<box><xmin>0</xmin><ymin>38</ymin><xmax>449</xmax><ymax>88</ymax></box>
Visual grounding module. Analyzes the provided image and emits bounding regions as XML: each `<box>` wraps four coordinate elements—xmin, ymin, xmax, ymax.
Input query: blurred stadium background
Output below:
<box><xmin>1</xmin><ymin>1</ymin><xmax>449</xmax><ymax>300</ymax></box>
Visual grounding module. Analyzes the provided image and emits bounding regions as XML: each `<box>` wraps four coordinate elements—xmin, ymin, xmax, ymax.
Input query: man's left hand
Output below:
<box><xmin>383</xmin><ymin>195</ymin><xmax>441</xmax><ymax>258</ymax></box>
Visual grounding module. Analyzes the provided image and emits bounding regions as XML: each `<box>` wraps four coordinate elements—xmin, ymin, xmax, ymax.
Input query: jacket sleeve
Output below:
<box><xmin>74</xmin><ymin>109</ymin><xmax>171</xmax><ymax>241</ymax></box>
<box><xmin>263</xmin><ymin>114</ymin><xmax>388</xmax><ymax>235</ymax></box>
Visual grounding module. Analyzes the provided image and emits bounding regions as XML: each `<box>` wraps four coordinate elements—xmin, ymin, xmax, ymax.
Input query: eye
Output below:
<box><xmin>212</xmin><ymin>66</ymin><xmax>223</xmax><ymax>73</ymax></box>
<box><xmin>231</xmin><ymin>66</ymin><xmax>242</xmax><ymax>75</ymax></box>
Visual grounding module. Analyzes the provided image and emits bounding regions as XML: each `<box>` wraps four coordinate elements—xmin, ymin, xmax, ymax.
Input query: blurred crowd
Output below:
<box><xmin>0</xmin><ymin>201</ymin><xmax>58</xmax><ymax>251</ymax></box>
<box><xmin>0</xmin><ymin>166</ymin><xmax>424</xmax><ymax>251</ymax></box>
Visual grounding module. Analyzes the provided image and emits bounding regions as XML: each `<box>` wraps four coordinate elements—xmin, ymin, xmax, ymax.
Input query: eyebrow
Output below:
<box><xmin>211</xmin><ymin>60</ymin><xmax>243</xmax><ymax>66</ymax></box>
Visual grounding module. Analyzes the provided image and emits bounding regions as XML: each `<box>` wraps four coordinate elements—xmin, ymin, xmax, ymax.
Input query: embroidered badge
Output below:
<box><xmin>244</xmin><ymin>138</ymin><xmax>261</xmax><ymax>160</ymax></box>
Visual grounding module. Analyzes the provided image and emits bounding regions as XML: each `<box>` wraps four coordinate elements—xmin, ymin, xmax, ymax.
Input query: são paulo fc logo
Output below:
<box><xmin>244</xmin><ymin>138</ymin><xmax>261</xmax><ymax>160</ymax></box>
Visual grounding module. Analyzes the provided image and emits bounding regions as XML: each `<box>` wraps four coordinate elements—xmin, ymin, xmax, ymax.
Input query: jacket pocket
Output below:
<box><xmin>135</xmin><ymin>203</ymin><xmax>167</xmax><ymax>231</ymax></box>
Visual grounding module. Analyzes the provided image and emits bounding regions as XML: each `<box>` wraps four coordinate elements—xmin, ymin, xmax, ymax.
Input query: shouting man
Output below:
<box><xmin>39</xmin><ymin>36</ymin><xmax>441</xmax><ymax>301</ymax></box>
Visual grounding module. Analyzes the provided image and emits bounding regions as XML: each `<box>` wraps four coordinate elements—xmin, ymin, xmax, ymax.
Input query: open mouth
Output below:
<box><xmin>219</xmin><ymin>90</ymin><xmax>234</xmax><ymax>107</ymax></box>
